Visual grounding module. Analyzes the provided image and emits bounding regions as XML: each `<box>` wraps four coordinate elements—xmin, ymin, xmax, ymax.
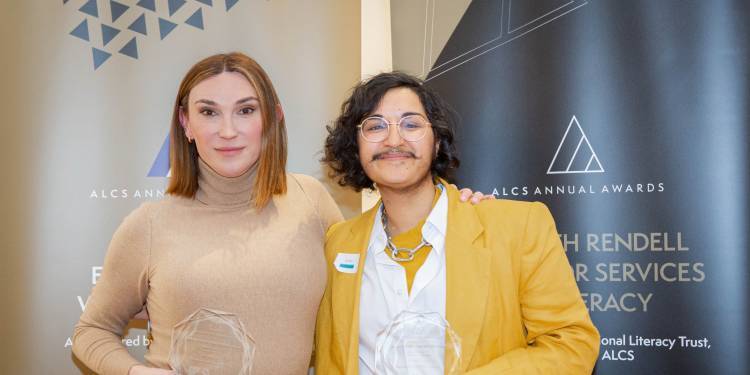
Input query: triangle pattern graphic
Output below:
<box><xmin>92</xmin><ymin>47</ymin><xmax>112</xmax><ymax>70</ymax></box>
<box><xmin>225</xmin><ymin>0</ymin><xmax>240</xmax><ymax>11</ymax></box>
<box><xmin>136</xmin><ymin>0</ymin><xmax>156</xmax><ymax>12</ymax></box>
<box><xmin>70</xmin><ymin>19</ymin><xmax>90</xmax><ymax>41</ymax></box>
<box><xmin>119</xmin><ymin>37</ymin><xmax>139</xmax><ymax>59</ymax></box>
<box><xmin>195</xmin><ymin>0</ymin><xmax>213</xmax><ymax>6</ymax></box>
<box><xmin>148</xmin><ymin>133</ymin><xmax>171</xmax><ymax>177</ymax></box>
<box><xmin>168</xmin><ymin>0</ymin><xmax>187</xmax><ymax>16</ymax></box>
<box><xmin>547</xmin><ymin>116</ymin><xmax>604</xmax><ymax>174</ymax></box>
<box><xmin>159</xmin><ymin>18</ymin><xmax>178</xmax><ymax>40</ymax></box>
<box><xmin>167</xmin><ymin>0</ymin><xmax>186</xmax><ymax>17</ymax></box>
<box><xmin>110</xmin><ymin>0</ymin><xmax>129</xmax><ymax>22</ymax></box>
<box><xmin>101</xmin><ymin>24</ymin><xmax>121</xmax><ymax>46</ymax></box>
<box><xmin>128</xmin><ymin>13</ymin><xmax>148</xmax><ymax>35</ymax></box>
<box><xmin>185</xmin><ymin>8</ymin><xmax>204</xmax><ymax>29</ymax></box>
<box><xmin>78</xmin><ymin>0</ymin><xmax>99</xmax><ymax>17</ymax></box>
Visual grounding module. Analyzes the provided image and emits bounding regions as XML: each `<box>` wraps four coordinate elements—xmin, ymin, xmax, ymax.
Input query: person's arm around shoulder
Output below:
<box><xmin>72</xmin><ymin>203</ymin><xmax>168</xmax><ymax>375</ymax></box>
<box><xmin>466</xmin><ymin>202</ymin><xmax>600</xmax><ymax>374</ymax></box>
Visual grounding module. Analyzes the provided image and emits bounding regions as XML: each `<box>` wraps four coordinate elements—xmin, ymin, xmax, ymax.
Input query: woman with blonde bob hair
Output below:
<box><xmin>72</xmin><ymin>52</ymin><xmax>343</xmax><ymax>374</ymax></box>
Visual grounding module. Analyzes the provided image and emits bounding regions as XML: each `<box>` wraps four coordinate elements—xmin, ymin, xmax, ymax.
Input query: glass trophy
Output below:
<box><xmin>374</xmin><ymin>311</ymin><xmax>462</xmax><ymax>375</ymax></box>
<box><xmin>169</xmin><ymin>308</ymin><xmax>256</xmax><ymax>375</ymax></box>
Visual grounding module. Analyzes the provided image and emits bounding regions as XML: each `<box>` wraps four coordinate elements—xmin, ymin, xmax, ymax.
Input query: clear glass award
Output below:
<box><xmin>374</xmin><ymin>311</ymin><xmax>462</xmax><ymax>375</ymax></box>
<box><xmin>168</xmin><ymin>308</ymin><xmax>256</xmax><ymax>375</ymax></box>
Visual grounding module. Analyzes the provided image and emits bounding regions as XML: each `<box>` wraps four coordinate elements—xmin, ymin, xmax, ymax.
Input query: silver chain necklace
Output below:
<box><xmin>381</xmin><ymin>206</ymin><xmax>431</xmax><ymax>262</ymax></box>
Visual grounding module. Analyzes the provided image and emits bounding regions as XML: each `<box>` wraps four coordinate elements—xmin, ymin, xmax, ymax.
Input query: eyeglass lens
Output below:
<box><xmin>361</xmin><ymin>115</ymin><xmax>429</xmax><ymax>142</ymax></box>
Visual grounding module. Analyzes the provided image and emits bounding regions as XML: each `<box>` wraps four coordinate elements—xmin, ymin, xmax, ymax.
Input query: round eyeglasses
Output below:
<box><xmin>357</xmin><ymin>114</ymin><xmax>432</xmax><ymax>142</ymax></box>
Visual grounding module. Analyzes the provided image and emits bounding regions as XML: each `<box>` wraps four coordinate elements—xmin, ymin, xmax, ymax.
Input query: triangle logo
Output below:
<box><xmin>110</xmin><ymin>0</ymin><xmax>129</xmax><ymax>22</ymax></box>
<box><xmin>136</xmin><ymin>0</ymin><xmax>156</xmax><ymax>12</ymax></box>
<box><xmin>225</xmin><ymin>0</ymin><xmax>240</xmax><ymax>11</ymax></box>
<box><xmin>91</xmin><ymin>47</ymin><xmax>112</xmax><ymax>70</ymax></box>
<box><xmin>148</xmin><ymin>133</ymin><xmax>171</xmax><ymax>177</ymax></box>
<box><xmin>168</xmin><ymin>0</ymin><xmax>187</xmax><ymax>16</ymax></box>
<box><xmin>185</xmin><ymin>8</ymin><xmax>204</xmax><ymax>30</ymax></box>
<box><xmin>128</xmin><ymin>13</ymin><xmax>148</xmax><ymax>35</ymax></box>
<box><xmin>70</xmin><ymin>19</ymin><xmax>90</xmax><ymax>41</ymax></box>
<box><xmin>119</xmin><ymin>37</ymin><xmax>139</xmax><ymax>59</ymax></box>
<box><xmin>78</xmin><ymin>0</ymin><xmax>99</xmax><ymax>18</ymax></box>
<box><xmin>159</xmin><ymin>18</ymin><xmax>178</xmax><ymax>40</ymax></box>
<box><xmin>101</xmin><ymin>24</ymin><xmax>121</xmax><ymax>46</ymax></box>
<box><xmin>546</xmin><ymin>116</ymin><xmax>604</xmax><ymax>175</ymax></box>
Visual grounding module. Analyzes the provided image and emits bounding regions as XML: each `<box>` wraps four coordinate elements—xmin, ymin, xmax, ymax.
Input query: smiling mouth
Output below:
<box><xmin>373</xmin><ymin>150</ymin><xmax>415</xmax><ymax>161</ymax></box>
<box><xmin>216</xmin><ymin>146</ymin><xmax>245</xmax><ymax>154</ymax></box>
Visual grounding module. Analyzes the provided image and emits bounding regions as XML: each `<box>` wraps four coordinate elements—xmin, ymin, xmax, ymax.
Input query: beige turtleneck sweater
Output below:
<box><xmin>72</xmin><ymin>160</ymin><xmax>343</xmax><ymax>375</ymax></box>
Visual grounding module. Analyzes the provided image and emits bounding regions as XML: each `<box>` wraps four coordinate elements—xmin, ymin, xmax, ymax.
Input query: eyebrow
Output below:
<box><xmin>368</xmin><ymin>111</ymin><xmax>424</xmax><ymax>119</ymax></box>
<box><xmin>235</xmin><ymin>96</ymin><xmax>259</xmax><ymax>104</ymax></box>
<box><xmin>193</xmin><ymin>96</ymin><xmax>259</xmax><ymax>106</ymax></box>
<box><xmin>400</xmin><ymin>111</ymin><xmax>422</xmax><ymax>118</ymax></box>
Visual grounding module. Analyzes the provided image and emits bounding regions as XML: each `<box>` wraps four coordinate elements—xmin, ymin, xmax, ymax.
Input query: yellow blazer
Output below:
<box><xmin>315</xmin><ymin>183</ymin><xmax>599</xmax><ymax>374</ymax></box>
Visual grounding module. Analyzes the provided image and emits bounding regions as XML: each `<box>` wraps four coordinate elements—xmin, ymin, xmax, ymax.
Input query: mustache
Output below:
<box><xmin>372</xmin><ymin>148</ymin><xmax>417</xmax><ymax>161</ymax></box>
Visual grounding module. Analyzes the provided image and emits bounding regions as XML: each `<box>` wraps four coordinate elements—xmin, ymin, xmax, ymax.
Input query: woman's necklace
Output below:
<box><xmin>381</xmin><ymin>206</ymin><xmax>431</xmax><ymax>262</ymax></box>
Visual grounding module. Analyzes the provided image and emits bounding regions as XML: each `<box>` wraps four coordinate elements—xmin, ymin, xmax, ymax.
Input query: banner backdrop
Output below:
<box><xmin>0</xmin><ymin>1</ymin><xmax>359</xmax><ymax>373</ymax></box>
<box><xmin>393</xmin><ymin>0</ymin><xmax>748</xmax><ymax>373</ymax></box>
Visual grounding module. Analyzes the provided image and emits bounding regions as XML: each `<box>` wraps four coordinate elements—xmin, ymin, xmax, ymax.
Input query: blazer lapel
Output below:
<box><xmin>443</xmin><ymin>185</ymin><xmax>491</xmax><ymax>372</ymax></box>
<box><xmin>330</xmin><ymin>204</ymin><xmax>379</xmax><ymax>373</ymax></box>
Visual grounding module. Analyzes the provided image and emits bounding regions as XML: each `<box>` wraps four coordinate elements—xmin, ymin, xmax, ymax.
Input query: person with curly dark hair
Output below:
<box><xmin>323</xmin><ymin>71</ymin><xmax>460</xmax><ymax>191</ymax></box>
<box><xmin>315</xmin><ymin>72</ymin><xmax>599</xmax><ymax>374</ymax></box>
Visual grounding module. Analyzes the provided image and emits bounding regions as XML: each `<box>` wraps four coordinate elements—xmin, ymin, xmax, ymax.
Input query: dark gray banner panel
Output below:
<box><xmin>418</xmin><ymin>1</ymin><xmax>749</xmax><ymax>373</ymax></box>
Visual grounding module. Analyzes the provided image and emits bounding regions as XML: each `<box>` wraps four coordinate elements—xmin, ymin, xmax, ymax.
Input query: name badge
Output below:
<box><xmin>334</xmin><ymin>253</ymin><xmax>360</xmax><ymax>274</ymax></box>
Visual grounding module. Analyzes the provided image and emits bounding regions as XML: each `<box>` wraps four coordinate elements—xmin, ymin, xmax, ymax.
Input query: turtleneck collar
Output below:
<box><xmin>194</xmin><ymin>158</ymin><xmax>257</xmax><ymax>208</ymax></box>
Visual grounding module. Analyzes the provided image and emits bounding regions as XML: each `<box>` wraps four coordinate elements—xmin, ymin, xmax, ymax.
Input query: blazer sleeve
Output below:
<box><xmin>466</xmin><ymin>202</ymin><xmax>600</xmax><ymax>374</ymax></box>
<box><xmin>72</xmin><ymin>204</ymin><xmax>152</xmax><ymax>375</ymax></box>
<box><xmin>313</xmin><ymin>224</ymin><xmax>348</xmax><ymax>375</ymax></box>
<box><xmin>314</xmin><ymin>256</ymin><xmax>336</xmax><ymax>374</ymax></box>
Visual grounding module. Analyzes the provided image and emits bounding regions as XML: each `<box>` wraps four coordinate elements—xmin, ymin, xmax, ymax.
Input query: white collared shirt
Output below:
<box><xmin>358</xmin><ymin>185</ymin><xmax>448</xmax><ymax>375</ymax></box>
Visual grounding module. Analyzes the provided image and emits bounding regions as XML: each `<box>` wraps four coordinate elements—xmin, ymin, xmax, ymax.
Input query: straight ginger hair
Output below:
<box><xmin>166</xmin><ymin>52</ymin><xmax>287</xmax><ymax>208</ymax></box>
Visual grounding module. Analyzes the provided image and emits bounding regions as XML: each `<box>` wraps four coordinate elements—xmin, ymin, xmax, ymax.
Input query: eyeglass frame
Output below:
<box><xmin>356</xmin><ymin>114</ymin><xmax>433</xmax><ymax>143</ymax></box>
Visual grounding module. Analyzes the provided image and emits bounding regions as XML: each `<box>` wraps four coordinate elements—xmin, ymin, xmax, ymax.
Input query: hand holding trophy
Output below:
<box><xmin>168</xmin><ymin>308</ymin><xmax>256</xmax><ymax>375</ymax></box>
<box><xmin>375</xmin><ymin>310</ymin><xmax>462</xmax><ymax>375</ymax></box>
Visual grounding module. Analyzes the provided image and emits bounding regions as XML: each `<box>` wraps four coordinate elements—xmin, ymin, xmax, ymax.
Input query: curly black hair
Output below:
<box><xmin>322</xmin><ymin>72</ymin><xmax>460</xmax><ymax>191</ymax></box>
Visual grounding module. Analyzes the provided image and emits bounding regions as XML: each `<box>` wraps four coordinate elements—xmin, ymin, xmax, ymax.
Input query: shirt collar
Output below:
<box><xmin>367</xmin><ymin>183</ymin><xmax>448</xmax><ymax>256</ymax></box>
<box><xmin>423</xmin><ymin>183</ymin><xmax>448</xmax><ymax>253</ymax></box>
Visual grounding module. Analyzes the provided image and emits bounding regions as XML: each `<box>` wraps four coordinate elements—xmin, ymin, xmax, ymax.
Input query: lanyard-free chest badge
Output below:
<box><xmin>333</xmin><ymin>252</ymin><xmax>360</xmax><ymax>273</ymax></box>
